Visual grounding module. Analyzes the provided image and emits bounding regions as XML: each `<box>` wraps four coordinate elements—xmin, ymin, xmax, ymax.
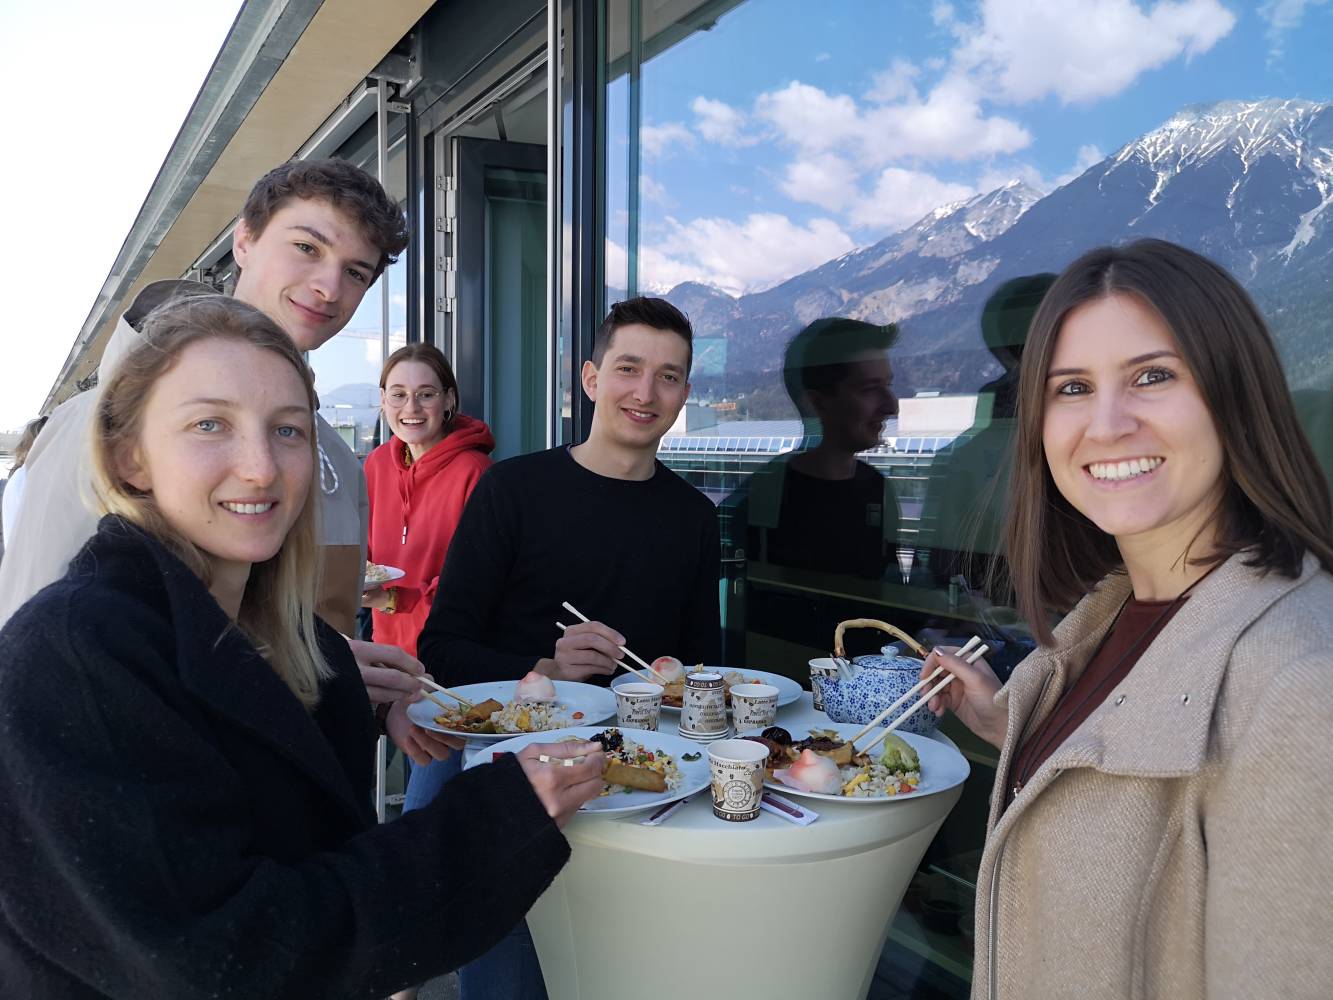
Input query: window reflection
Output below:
<box><xmin>605</xmin><ymin>0</ymin><xmax>1333</xmax><ymax>993</ymax></box>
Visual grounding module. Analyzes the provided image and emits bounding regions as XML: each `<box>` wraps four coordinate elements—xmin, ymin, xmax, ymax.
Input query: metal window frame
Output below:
<box><xmin>565</xmin><ymin>0</ymin><xmax>604</xmax><ymax>444</ymax></box>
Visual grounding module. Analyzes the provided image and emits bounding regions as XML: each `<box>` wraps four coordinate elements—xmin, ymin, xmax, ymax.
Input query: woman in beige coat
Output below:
<box><xmin>925</xmin><ymin>239</ymin><xmax>1333</xmax><ymax>1000</ymax></box>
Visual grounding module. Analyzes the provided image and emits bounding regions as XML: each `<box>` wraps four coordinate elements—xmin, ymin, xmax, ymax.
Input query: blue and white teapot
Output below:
<box><xmin>816</xmin><ymin>618</ymin><xmax>938</xmax><ymax>737</ymax></box>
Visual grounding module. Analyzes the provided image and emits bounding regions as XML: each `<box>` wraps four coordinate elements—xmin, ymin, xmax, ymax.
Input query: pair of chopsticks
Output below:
<box><xmin>852</xmin><ymin>636</ymin><xmax>990</xmax><ymax>755</ymax></box>
<box><xmin>537</xmin><ymin>753</ymin><xmax>586</xmax><ymax>767</ymax></box>
<box><xmin>557</xmin><ymin>601</ymin><xmax>673</xmax><ymax>685</ymax></box>
<box><xmin>416</xmin><ymin>675</ymin><xmax>474</xmax><ymax>712</ymax></box>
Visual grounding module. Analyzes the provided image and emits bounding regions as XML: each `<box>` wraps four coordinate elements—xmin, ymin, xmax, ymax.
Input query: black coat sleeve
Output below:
<box><xmin>417</xmin><ymin>469</ymin><xmax>541</xmax><ymax>686</ymax></box>
<box><xmin>0</xmin><ymin>594</ymin><xmax>568</xmax><ymax>1000</ymax></box>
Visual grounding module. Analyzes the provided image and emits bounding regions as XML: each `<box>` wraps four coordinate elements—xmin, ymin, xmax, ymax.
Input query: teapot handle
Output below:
<box><xmin>833</xmin><ymin>618</ymin><xmax>927</xmax><ymax>660</ymax></box>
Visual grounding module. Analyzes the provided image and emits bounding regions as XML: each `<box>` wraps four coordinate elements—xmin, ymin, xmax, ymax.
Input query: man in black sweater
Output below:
<box><xmin>414</xmin><ymin>297</ymin><xmax>721</xmax><ymax>1000</ymax></box>
<box><xmin>419</xmin><ymin>297</ymin><xmax>720</xmax><ymax>688</ymax></box>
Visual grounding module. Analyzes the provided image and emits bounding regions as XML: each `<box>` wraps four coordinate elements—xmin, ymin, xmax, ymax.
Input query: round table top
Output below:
<box><xmin>464</xmin><ymin>695</ymin><xmax>965</xmax><ymax>865</ymax></box>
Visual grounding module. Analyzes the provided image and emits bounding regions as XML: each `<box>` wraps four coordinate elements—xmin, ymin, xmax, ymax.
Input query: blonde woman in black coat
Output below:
<box><xmin>0</xmin><ymin>295</ymin><xmax>605</xmax><ymax>999</ymax></box>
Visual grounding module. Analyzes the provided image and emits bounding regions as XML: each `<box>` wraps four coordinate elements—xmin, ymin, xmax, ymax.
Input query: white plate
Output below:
<box><xmin>738</xmin><ymin>723</ymin><xmax>970</xmax><ymax>805</ymax></box>
<box><xmin>612</xmin><ymin>668</ymin><xmax>803</xmax><ymax>714</ymax></box>
<box><xmin>406</xmin><ymin>680</ymin><xmax>616</xmax><ymax>742</ymax></box>
<box><xmin>362</xmin><ymin>564</ymin><xmax>406</xmax><ymax>591</ymax></box>
<box><xmin>465</xmin><ymin>726</ymin><xmax>712</xmax><ymax>816</ymax></box>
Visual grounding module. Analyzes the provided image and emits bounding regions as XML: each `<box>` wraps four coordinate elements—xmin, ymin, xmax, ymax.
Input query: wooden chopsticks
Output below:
<box><xmin>417</xmin><ymin>689</ymin><xmax>454</xmax><ymax>713</ymax></box>
<box><xmin>847</xmin><ymin>636</ymin><xmax>980</xmax><ymax>745</ymax></box>
<box><xmin>858</xmin><ymin>640</ymin><xmax>990</xmax><ymax>755</ymax></box>
<box><xmin>559</xmin><ymin>601</ymin><xmax>674</xmax><ymax>684</ymax></box>
<box><xmin>556</xmin><ymin>621</ymin><xmax>658</xmax><ymax>684</ymax></box>
<box><xmin>417</xmin><ymin>675</ymin><xmax>475</xmax><ymax>710</ymax></box>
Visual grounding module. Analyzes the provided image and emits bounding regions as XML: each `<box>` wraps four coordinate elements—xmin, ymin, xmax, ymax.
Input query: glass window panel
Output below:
<box><xmin>603</xmin><ymin>1</ymin><xmax>1333</xmax><ymax>994</ymax></box>
<box><xmin>309</xmin><ymin>112</ymin><xmax>408</xmax><ymax>459</ymax></box>
<box><xmin>484</xmin><ymin>165</ymin><xmax>549</xmax><ymax>460</ymax></box>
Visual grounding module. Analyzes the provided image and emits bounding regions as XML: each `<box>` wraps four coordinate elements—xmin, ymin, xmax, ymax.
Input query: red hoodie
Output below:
<box><xmin>364</xmin><ymin>414</ymin><xmax>494</xmax><ymax>657</ymax></box>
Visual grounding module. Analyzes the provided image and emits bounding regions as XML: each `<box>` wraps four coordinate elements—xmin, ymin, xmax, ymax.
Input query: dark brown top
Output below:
<box><xmin>1007</xmin><ymin>596</ymin><xmax>1187</xmax><ymax>803</ymax></box>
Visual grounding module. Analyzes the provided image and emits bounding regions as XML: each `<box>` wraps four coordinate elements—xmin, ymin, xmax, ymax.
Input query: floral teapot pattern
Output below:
<box><xmin>815</xmin><ymin>618</ymin><xmax>938</xmax><ymax>737</ymax></box>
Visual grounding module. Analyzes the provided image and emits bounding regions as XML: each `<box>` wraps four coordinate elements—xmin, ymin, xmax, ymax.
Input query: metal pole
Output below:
<box><xmin>378</xmin><ymin>77</ymin><xmax>392</xmax><ymax>367</ymax></box>
<box><xmin>374</xmin><ymin>75</ymin><xmax>391</xmax><ymax>825</ymax></box>
<box><xmin>626</xmin><ymin>0</ymin><xmax>641</xmax><ymax>297</ymax></box>
<box><xmin>546</xmin><ymin>0</ymin><xmax>561</xmax><ymax>449</ymax></box>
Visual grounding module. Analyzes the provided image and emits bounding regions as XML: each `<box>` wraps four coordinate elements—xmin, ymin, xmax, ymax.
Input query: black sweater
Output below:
<box><xmin>0</xmin><ymin>517</ymin><xmax>570</xmax><ymax>999</ymax></box>
<box><xmin>419</xmin><ymin>446</ymin><xmax>721</xmax><ymax>687</ymax></box>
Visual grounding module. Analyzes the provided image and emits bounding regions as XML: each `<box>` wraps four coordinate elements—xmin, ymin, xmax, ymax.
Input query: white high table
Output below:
<box><xmin>468</xmin><ymin>696</ymin><xmax>964</xmax><ymax>1000</ymax></box>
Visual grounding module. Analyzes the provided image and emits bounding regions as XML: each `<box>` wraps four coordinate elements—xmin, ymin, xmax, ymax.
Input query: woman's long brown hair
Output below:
<box><xmin>1005</xmin><ymin>239</ymin><xmax>1333</xmax><ymax>646</ymax></box>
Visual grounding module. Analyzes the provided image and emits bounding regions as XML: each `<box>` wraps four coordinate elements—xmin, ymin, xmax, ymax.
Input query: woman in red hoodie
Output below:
<box><xmin>364</xmin><ymin>344</ymin><xmax>494</xmax><ymax>659</ymax></box>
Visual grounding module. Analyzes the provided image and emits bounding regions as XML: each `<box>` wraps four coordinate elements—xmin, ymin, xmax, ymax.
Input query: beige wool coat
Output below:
<box><xmin>973</xmin><ymin>552</ymin><xmax>1333</xmax><ymax>1000</ymax></box>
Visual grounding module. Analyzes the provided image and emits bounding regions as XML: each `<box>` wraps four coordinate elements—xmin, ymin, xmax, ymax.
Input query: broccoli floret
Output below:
<box><xmin>878</xmin><ymin>733</ymin><xmax>920</xmax><ymax>773</ymax></box>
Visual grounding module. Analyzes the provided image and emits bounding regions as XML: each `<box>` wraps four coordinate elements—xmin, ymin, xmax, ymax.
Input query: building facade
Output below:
<box><xmin>45</xmin><ymin>2</ymin><xmax>1333</xmax><ymax>994</ymax></box>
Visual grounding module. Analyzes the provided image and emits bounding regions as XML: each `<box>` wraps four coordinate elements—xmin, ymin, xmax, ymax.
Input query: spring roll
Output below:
<box><xmin>603</xmin><ymin>760</ymin><xmax>667</xmax><ymax>792</ymax></box>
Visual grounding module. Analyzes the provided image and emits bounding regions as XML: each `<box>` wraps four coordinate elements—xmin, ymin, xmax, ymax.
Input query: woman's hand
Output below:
<box><xmin>920</xmin><ymin>646</ymin><xmax>1007</xmax><ymax>749</ymax></box>
<box><xmin>347</xmin><ymin>638</ymin><xmax>425</xmax><ymax>704</ymax></box>
<box><xmin>516</xmin><ymin>741</ymin><xmax>607</xmax><ymax>827</ymax></box>
<box><xmin>386</xmin><ymin>699</ymin><xmax>465</xmax><ymax>765</ymax></box>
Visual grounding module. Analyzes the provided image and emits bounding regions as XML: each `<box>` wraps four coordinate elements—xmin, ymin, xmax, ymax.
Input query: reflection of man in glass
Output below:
<box><xmin>747</xmin><ymin>318</ymin><xmax>900</xmax><ymax>579</ymax></box>
<box><xmin>922</xmin><ymin>274</ymin><xmax>1054</xmax><ymax>592</ymax></box>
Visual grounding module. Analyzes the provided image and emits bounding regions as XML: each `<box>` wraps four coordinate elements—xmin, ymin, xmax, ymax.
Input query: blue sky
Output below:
<box><xmin>607</xmin><ymin>0</ymin><xmax>1333</xmax><ymax>295</ymax></box>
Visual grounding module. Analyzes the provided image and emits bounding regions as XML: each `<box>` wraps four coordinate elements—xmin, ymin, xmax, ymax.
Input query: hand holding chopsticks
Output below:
<box><xmin>555</xmin><ymin>622</ymin><xmax>659</xmax><ymax>685</ymax></box>
<box><xmin>855</xmin><ymin>638</ymin><xmax>991</xmax><ymax>755</ymax></box>
<box><xmin>560</xmin><ymin>602</ymin><xmax>673</xmax><ymax>684</ymax></box>
<box><xmin>846</xmin><ymin>636</ymin><xmax>980</xmax><ymax>745</ymax></box>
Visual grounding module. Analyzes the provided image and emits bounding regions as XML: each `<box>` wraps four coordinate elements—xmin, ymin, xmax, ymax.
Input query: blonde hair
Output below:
<box><xmin>91</xmin><ymin>295</ymin><xmax>332</xmax><ymax>708</ymax></box>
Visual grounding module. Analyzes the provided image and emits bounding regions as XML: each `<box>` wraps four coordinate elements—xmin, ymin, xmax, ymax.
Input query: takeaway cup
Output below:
<box><xmin>708</xmin><ymin>738</ymin><xmax>768</xmax><ymax>822</ymax></box>
<box><xmin>615</xmin><ymin>682</ymin><xmax>663</xmax><ymax>731</ymax></box>
<box><xmin>730</xmin><ymin>683</ymin><xmax>780</xmax><ymax>731</ymax></box>
<box><xmin>679</xmin><ymin>671</ymin><xmax>729</xmax><ymax>740</ymax></box>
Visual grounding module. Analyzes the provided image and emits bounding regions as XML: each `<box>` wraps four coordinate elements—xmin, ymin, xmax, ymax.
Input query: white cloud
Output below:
<box><xmin>755</xmin><ymin>76</ymin><xmax>1029</xmax><ymax>164</ymax></box>
<box><xmin>853</xmin><ymin>168</ymin><xmax>975</xmax><ymax>232</ymax></box>
<box><xmin>690</xmin><ymin>96</ymin><xmax>759</xmax><ymax>147</ymax></box>
<box><xmin>780</xmin><ymin>153</ymin><xmax>862</xmax><ymax>211</ymax></box>
<box><xmin>640</xmin><ymin>121</ymin><xmax>694</xmax><ymax>157</ymax></box>
<box><xmin>755</xmin><ymin>82</ymin><xmax>863</xmax><ymax>154</ymax></box>
<box><xmin>625</xmin><ymin>213</ymin><xmax>856</xmax><ymax>296</ymax></box>
<box><xmin>640</xmin><ymin>175</ymin><xmax>668</xmax><ymax>203</ymax></box>
<box><xmin>815</xmin><ymin>51</ymin><xmax>831</xmax><ymax>63</ymax></box>
<box><xmin>955</xmin><ymin>0</ymin><xmax>1236</xmax><ymax>104</ymax></box>
<box><xmin>865</xmin><ymin>58</ymin><xmax>920</xmax><ymax>104</ymax></box>
<box><xmin>863</xmin><ymin>74</ymin><xmax>1031</xmax><ymax>161</ymax></box>
<box><xmin>1259</xmin><ymin>0</ymin><xmax>1330</xmax><ymax>60</ymax></box>
<box><xmin>1054</xmin><ymin>144</ymin><xmax>1106</xmax><ymax>187</ymax></box>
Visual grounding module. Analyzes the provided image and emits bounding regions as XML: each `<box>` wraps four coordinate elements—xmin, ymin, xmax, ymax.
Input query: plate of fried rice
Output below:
<box><xmin>406</xmin><ymin>680</ymin><xmax>616</xmax><ymax>742</ymax></box>
<box><xmin>738</xmin><ymin>724</ymin><xmax>969</xmax><ymax>804</ymax></box>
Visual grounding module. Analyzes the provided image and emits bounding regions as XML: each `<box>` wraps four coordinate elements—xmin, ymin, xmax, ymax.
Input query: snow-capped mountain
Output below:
<box><xmin>673</xmin><ymin>97</ymin><xmax>1333</xmax><ymax>410</ymax></box>
<box><xmin>897</xmin><ymin>180</ymin><xmax>1043</xmax><ymax>257</ymax></box>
